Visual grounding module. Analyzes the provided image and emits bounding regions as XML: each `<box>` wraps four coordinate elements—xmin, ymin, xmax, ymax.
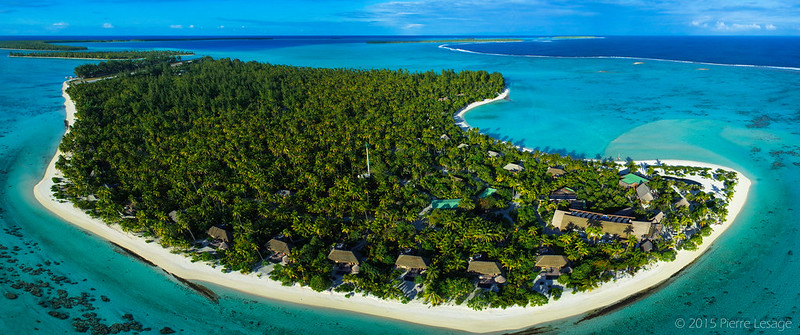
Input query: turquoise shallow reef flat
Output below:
<box><xmin>1</xmin><ymin>36</ymin><xmax>799</xmax><ymax>334</ymax></box>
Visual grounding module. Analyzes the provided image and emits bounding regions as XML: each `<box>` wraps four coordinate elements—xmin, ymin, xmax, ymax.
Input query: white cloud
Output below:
<box><xmin>52</xmin><ymin>22</ymin><xmax>68</xmax><ymax>27</ymax></box>
<box><xmin>189</xmin><ymin>24</ymin><xmax>195</xmax><ymax>28</ymax></box>
<box><xmin>404</xmin><ymin>23</ymin><xmax>424</xmax><ymax>30</ymax></box>
<box><xmin>766</xmin><ymin>24</ymin><xmax>777</xmax><ymax>30</ymax></box>
<box><xmin>170</xmin><ymin>24</ymin><xmax>183</xmax><ymax>29</ymax></box>
<box><xmin>102</xmin><ymin>23</ymin><xmax>114</xmax><ymax>29</ymax></box>
<box><xmin>218</xmin><ymin>25</ymin><xmax>225</xmax><ymax>28</ymax></box>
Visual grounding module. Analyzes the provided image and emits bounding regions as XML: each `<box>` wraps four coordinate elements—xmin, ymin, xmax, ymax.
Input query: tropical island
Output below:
<box><xmin>9</xmin><ymin>50</ymin><xmax>194</xmax><ymax>60</ymax></box>
<box><xmin>33</xmin><ymin>56</ymin><xmax>750</xmax><ymax>332</ymax></box>
<box><xmin>367</xmin><ymin>38</ymin><xmax>523</xmax><ymax>44</ymax></box>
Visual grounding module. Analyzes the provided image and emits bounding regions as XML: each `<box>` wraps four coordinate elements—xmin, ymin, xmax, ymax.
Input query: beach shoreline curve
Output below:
<box><xmin>33</xmin><ymin>81</ymin><xmax>751</xmax><ymax>333</ymax></box>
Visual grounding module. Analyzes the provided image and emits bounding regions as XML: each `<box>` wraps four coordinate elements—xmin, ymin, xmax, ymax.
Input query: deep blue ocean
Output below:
<box><xmin>1</xmin><ymin>36</ymin><xmax>798</xmax><ymax>334</ymax></box>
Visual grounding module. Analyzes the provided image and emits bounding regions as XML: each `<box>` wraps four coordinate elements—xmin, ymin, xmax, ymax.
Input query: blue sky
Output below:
<box><xmin>1</xmin><ymin>0</ymin><xmax>798</xmax><ymax>36</ymax></box>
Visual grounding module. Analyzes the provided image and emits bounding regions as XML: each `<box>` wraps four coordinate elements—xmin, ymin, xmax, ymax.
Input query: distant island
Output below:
<box><xmin>9</xmin><ymin>50</ymin><xmax>194</xmax><ymax>60</ymax></box>
<box><xmin>31</xmin><ymin>55</ymin><xmax>750</xmax><ymax>331</ymax></box>
<box><xmin>0</xmin><ymin>37</ymin><xmax>274</xmax><ymax>51</ymax></box>
<box><xmin>367</xmin><ymin>38</ymin><xmax>523</xmax><ymax>44</ymax></box>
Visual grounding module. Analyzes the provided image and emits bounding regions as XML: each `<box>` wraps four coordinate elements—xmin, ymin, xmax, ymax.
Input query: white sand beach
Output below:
<box><xmin>33</xmin><ymin>82</ymin><xmax>751</xmax><ymax>333</ymax></box>
<box><xmin>454</xmin><ymin>88</ymin><xmax>509</xmax><ymax>130</ymax></box>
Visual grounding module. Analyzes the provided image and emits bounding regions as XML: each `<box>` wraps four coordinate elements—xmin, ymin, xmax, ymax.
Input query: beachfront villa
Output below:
<box><xmin>207</xmin><ymin>226</ymin><xmax>233</xmax><ymax>243</ymax></box>
<box><xmin>328</xmin><ymin>249</ymin><xmax>360</xmax><ymax>275</ymax></box>
<box><xmin>266</xmin><ymin>238</ymin><xmax>292</xmax><ymax>263</ymax></box>
<box><xmin>550</xmin><ymin>209</ymin><xmax>657</xmax><ymax>241</ymax></box>
<box><xmin>535</xmin><ymin>255</ymin><xmax>569</xmax><ymax>278</ymax></box>
<box><xmin>619</xmin><ymin>173</ymin><xmax>649</xmax><ymax>188</ymax></box>
<box><xmin>395</xmin><ymin>255</ymin><xmax>428</xmax><ymax>281</ymax></box>
<box><xmin>467</xmin><ymin>260</ymin><xmax>505</xmax><ymax>288</ymax></box>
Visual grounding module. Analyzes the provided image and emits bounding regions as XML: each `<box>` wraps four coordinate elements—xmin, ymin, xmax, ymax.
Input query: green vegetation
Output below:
<box><xmin>367</xmin><ymin>38</ymin><xmax>523</xmax><ymax>44</ymax></box>
<box><xmin>9</xmin><ymin>50</ymin><xmax>193</xmax><ymax>60</ymax></box>
<box><xmin>54</xmin><ymin>57</ymin><xmax>736</xmax><ymax>309</ymax></box>
<box><xmin>72</xmin><ymin>56</ymin><xmax>185</xmax><ymax>78</ymax></box>
<box><xmin>0</xmin><ymin>40</ymin><xmax>87</xmax><ymax>51</ymax></box>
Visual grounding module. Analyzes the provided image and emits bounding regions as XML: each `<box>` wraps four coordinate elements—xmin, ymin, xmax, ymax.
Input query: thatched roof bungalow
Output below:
<box><xmin>467</xmin><ymin>261</ymin><xmax>503</xmax><ymax>276</ymax></box>
<box><xmin>207</xmin><ymin>226</ymin><xmax>233</xmax><ymax>242</ymax></box>
<box><xmin>546</xmin><ymin>167</ymin><xmax>566</xmax><ymax>177</ymax></box>
<box><xmin>266</xmin><ymin>239</ymin><xmax>292</xmax><ymax>257</ymax></box>
<box><xmin>395</xmin><ymin>255</ymin><xmax>428</xmax><ymax>270</ymax></box>
<box><xmin>636</xmin><ymin>183</ymin><xmax>654</xmax><ymax>203</ymax></box>
<box><xmin>535</xmin><ymin>255</ymin><xmax>569</xmax><ymax>269</ymax></box>
<box><xmin>328</xmin><ymin>249</ymin><xmax>359</xmax><ymax>265</ymax></box>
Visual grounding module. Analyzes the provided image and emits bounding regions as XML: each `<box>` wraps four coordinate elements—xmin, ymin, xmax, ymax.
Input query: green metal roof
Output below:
<box><xmin>478</xmin><ymin>188</ymin><xmax>497</xmax><ymax>198</ymax></box>
<box><xmin>620</xmin><ymin>173</ymin><xmax>649</xmax><ymax>185</ymax></box>
<box><xmin>431</xmin><ymin>199</ymin><xmax>462</xmax><ymax>209</ymax></box>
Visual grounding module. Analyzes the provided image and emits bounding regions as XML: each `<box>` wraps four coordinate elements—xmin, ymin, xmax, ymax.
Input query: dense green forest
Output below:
<box><xmin>55</xmin><ymin>57</ymin><xmax>736</xmax><ymax>309</ymax></box>
<box><xmin>9</xmin><ymin>50</ymin><xmax>193</xmax><ymax>59</ymax></box>
<box><xmin>0</xmin><ymin>40</ymin><xmax>87</xmax><ymax>51</ymax></box>
<box><xmin>72</xmin><ymin>56</ymin><xmax>185</xmax><ymax>78</ymax></box>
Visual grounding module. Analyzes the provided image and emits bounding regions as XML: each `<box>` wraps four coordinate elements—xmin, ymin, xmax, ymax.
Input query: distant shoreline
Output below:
<box><xmin>33</xmin><ymin>80</ymin><xmax>751</xmax><ymax>333</ymax></box>
<box><xmin>368</xmin><ymin>38</ymin><xmax>523</xmax><ymax>44</ymax></box>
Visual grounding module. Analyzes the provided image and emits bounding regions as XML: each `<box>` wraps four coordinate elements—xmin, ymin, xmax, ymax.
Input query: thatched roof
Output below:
<box><xmin>207</xmin><ymin>226</ymin><xmax>233</xmax><ymax>242</ymax></box>
<box><xmin>674</xmin><ymin>197</ymin><xmax>690</xmax><ymax>208</ymax></box>
<box><xmin>551</xmin><ymin>209</ymin><xmax>653</xmax><ymax>241</ymax></box>
<box><xmin>636</xmin><ymin>183</ymin><xmax>654</xmax><ymax>202</ymax></box>
<box><xmin>651</xmin><ymin>211</ymin><xmax>665</xmax><ymax>223</ymax></box>
<box><xmin>503</xmin><ymin>163</ymin><xmax>524</xmax><ymax>172</ymax></box>
<box><xmin>395</xmin><ymin>255</ymin><xmax>428</xmax><ymax>270</ymax></box>
<box><xmin>328</xmin><ymin>249</ymin><xmax>359</xmax><ymax>265</ymax></box>
<box><xmin>546</xmin><ymin>167</ymin><xmax>566</xmax><ymax>176</ymax></box>
<box><xmin>640</xmin><ymin>240</ymin><xmax>654</xmax><ymax>253</ymax></box>
<box><xmin>267</xmin><ymin>239</ymin><xmax>292</xmax><ymax>256</ymax></box>
<box><xmin>550</xmin><ymin>187</ymin><xmax>577</xmax><ymax>201</ymax></box>
<box><xmin>457</xmin><ymin>143</ymin><xmax>469</xmax><ymax>149</ymax></box>
<box><xmin>487</xmin><ymin>150</ymin><xmax>501</xmax><ymax>158</ymax></box>
<box><xmin>535</xmin><ymin>255</ymin><xmax>569</xmax><ymax>269</ymax></box>
<box><xmin>467</xmin><ymin>261</ymin><xmax>502</xmax><ymax>275</ymax></box>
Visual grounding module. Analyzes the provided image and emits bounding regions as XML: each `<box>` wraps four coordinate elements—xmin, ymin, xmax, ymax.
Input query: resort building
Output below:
<box><xmin>550</xmin><ymin>209</ymin><xmax>656</xmax><ymax>241</ymax></box>
<box><xmin>487</xmin><ymin>150</ymin><xmax>501</xmax><ymax>158</ymax></box>
<box><xmin>549</xmin><ymin>187</ymin><xmax>578</xmax><ymax>202</ymax></box>
<box><xmin>457</xmin><ymin>143</ymin><xmax>469</xmax><ymax>149</ymax></box>
<box><xmin>640</xmin><ymin>240</ymin><xmax>654</xmax><ymax>253</ymax></box>
<box><xmin>266</xmin><ymin>238</ymin><xmax>292</xmax><ymax>262</ymax></box>
<box><xmin>207</xmin><ymin>226</ymin><xmax>233</xmax><ymax>243</ymax></box>
<box><xmin>535</xmin><ymin>255</ymin><xmax>569</xmax><ymax>278</ymax></box>
<box><xmin>328</xmin><ymin>249</ymin><xmax>360</xmax><ymax>275</ymax></box>
<box><xmin>467</xmin><ymin>260</ymin><xmax>505</xmax><ymax>288</ymax></box>
<box><xmin>478</xmin><ymin>187</ymin><xmax>497</xmax><ymax>198</ymax></box>
<box><xmin>395</xmin><ymin>255</ymin><xmax>428</xmax><ymax>281</ymax></box>
<box><xmin>546</xmin><ymin>167</ymin><xmax>566</xmax><ymax>177</ymax></box>
<box><xmin>636</xmin><ymin>183</ymin><xmax>655</xmax><ymax>203</ymax></box>
<box><xmin>619</xmin><ymin>173</ymin><xmax>649</xmax><ymax>188</ymax></box>
<box><xmin>674</xmin><ymin>197</ymin><xmax>690</xmax><ymax>209</ymax></box>
<box><xmin>503</xmin><ymin>163</ymin><xmax>524</xmax><ymax>173</ymax></box>
<box><xmin>431</xmin><ymin>199</ymin><xmax>462</xmax><ymax>209</ymax></box>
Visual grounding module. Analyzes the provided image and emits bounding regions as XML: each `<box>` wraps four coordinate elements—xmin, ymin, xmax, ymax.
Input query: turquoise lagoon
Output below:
<box><xmin>0</xmin><ymin>37</ymin><xmax>798</xmax><ymax>333</ymax></box>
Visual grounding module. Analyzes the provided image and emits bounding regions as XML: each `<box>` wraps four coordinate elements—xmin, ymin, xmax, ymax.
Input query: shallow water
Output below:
<box><xmin>1</xmin><ymin>36</ymin><xmax>798</xmax><ymax>334</ymax></box>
